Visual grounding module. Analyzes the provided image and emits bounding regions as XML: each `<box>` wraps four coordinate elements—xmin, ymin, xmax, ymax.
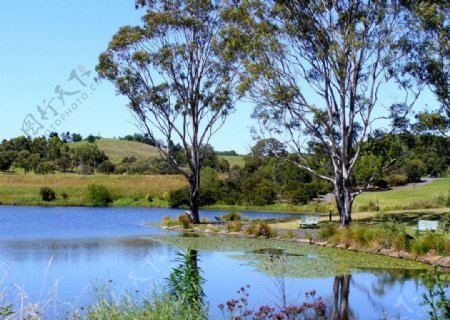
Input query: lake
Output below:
<box><xmin>0</xmin><ymin>206</ymin><xmax>439</xmax><ymax>319</ymax></box>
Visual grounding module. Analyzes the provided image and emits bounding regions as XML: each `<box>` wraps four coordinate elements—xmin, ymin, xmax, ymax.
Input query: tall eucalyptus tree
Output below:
<box><xmin>222</xmin><ymin>0</ymin><xmax>420</xmax><ymax>226</ymax></box>
<box><xmin>97</xmin><ymin>0</ymin><xmax>238</xmax><ymax>223</ymax></box>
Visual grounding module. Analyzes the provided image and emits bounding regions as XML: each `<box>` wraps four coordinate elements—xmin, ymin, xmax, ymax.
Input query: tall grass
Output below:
<box><xmin>0</xmin><ymin>174</ymin><xmax>185</xmax><ymax>207</ymax></box>
<box><xmin>85</xmin><ymin>290</ymin><xmax>203</xmax><ymax>320</ymax></box>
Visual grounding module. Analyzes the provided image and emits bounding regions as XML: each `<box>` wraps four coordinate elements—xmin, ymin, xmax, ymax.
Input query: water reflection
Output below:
<box><xmin>331</xmin><ymin>275</ymin><xmax>352</xmax><ymax>320</ymax></box>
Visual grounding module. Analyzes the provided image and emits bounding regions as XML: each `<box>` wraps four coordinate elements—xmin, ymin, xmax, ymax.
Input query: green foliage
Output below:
<box><xmin>87</xmin><ymin>184</ymin><xmax>113</xmax><ymax>206</ymax></box>
<box><xmin>166</xmin><ymin>250</ymin><xmax>205</xmax><ymax>307</ymax></box>
<box><xmin>410</xmin><ymin>232</ymin><xmax>450</xmax><ymax>256</ymax></box>
<box><xmin>385</xmin><ymin>174</ymin><xmax>408</xmax><ymax>187</ymax></box>
<box><xmin>404</xmin><ymin>159</ymin><xmax>426</xmax><ymax>183</ymax></box>
<box><xmin>0</xmin><ymin>305</ymin><xmax>13</xmax><ymax>318</ymax></box>
<box><xmin>421</xmin><ymin>267</ymin><xmax>450</xmax><ymax>320</ymax></box>
<box><xmin>97</xmin><ymin>160</ymin><xmax>116</xmax><ymax>174</ymax></box>
<box><xmin>168</xmin><ymin>187</ymin><xmax>190</xmax><ymax>208</ymax></box>
<box><xmin>246</xmin><ymin>222</ymin><xmax>276</xmax><ymax>238</ymax></box>
<box><xmin>225</xmin><ymin>221</ymin><xmax>242</xmax><ymax>232</ymax></box>
<box><xmin>318</xmin><ymin>225</ymin><xmax>338</xmax><ymax>240</ymax></box>
<box><xmin>162</xmin><ymin>215</ymin><xmax>178</xmax><ymax>227</ymax></box>
<box><xmin>86</xmin><ymin>289</ymin><xmax>203</xmax><ymax>320</ymax></box>
<box><xmin>177</xmin><ymin>215</ymin><xmax>192</xmax><ymax>229</ymax></box>
<box><xmin>354</xmin><ymin>154</ymin><xmax>383</xmax><ymax>189</ymax></box>
<box><xmin>280</xmin><ymin>231</ymin><xmax>295</xmax><ymax>239</ymax></box>
<box><xmin>440</xmin><ymin>213</ymin><xmax>450</xmax><ymax>233</ymax></box>
<box><xmin>221</xmin><ymin>211</ymin><xmax>241</xmax><ymax>221</ymax></box>
<box><xmin>39</xmin><ymin>186</ymin><xmax>56</xmax><ymax>202</ymax></box>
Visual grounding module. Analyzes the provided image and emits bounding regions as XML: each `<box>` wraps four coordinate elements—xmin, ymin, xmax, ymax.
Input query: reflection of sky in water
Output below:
<box><xmin>0</xmin><ymin>206</ymin><xmax>440</xmax><ymax>319</ymax></box>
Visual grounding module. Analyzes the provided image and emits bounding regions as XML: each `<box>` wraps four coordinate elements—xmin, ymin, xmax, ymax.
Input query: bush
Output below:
<box><xmin>410</xmin><ymin>232</ymin><xmax>449</xmax><ymax>256</ymax></box>
<box><xmin>87</xmin><ymin>184</ymin><xmax>113</xmax><ymax>206</ymax></box>
<box><xmin>178</xmin><ymin>214</ymin><xmax>192</xmax><ymax>229</ymax></box>
<box><xmin>96</xmin><ymin>160</ymin><xmax>116</xmax><ymax>174</ymax></box>
<box><xmin>39</xmin><ymin>186</ymin><xmax>56</xmax><ymax>202</ymax></box>
<box><xmin>225</xmin><ymin>221</ymin><xmax>242</xmax><ymax>232</ymax></box>
<box><xmin>318</xmin><ymin>225</ymin><xmax>338</xmax><ymax>240</ymax></box>
<box><xmin>386</xmin><ymin>174</ymin><xmax>408</xmax><ymax>187</ymax></box>
<box><xmin>280</xmin><ymin>231</ymin><xmax>295</xmax><ymax>239</ymax></box>
<box><xmin>221</xmin><ymin>211</ymin><xmax>241</xmax><ymax>221</ymax></box>
<box><xmin>246</xmin><ymin>222</ymin><xmax>276</xmax><ymax>238</ymax></box>
<box><xmin>162</xmin><ymin>215</ymin><xmax>178</xmax><ymax>227</ymax></box>
<box><xmin>168</xmin><ymin>188</ymin><xmax>191</xmax><ymax>208</ymax></box>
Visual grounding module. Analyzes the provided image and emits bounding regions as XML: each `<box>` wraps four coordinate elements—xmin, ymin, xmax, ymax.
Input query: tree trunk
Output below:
<box><xmin>189</xmin><ymin>179</ymin><xmax>200</xmax><ymax>224</ymax></box>
<box><xmin>334</xmin><ymin>180</ymin><xmax>353</xmax><ymax>227</ymax></box>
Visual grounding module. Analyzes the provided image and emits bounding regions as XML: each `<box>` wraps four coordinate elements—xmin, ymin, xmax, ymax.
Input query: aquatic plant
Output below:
<box><xmin>421</xmin><ymin>267</ymin><xmax>450</xmax><ymax>320</ymax></box>
<box><xmin>167</xmin><ymin>249</ymin><xmax>205</xmax><ymax>307</ymax></box>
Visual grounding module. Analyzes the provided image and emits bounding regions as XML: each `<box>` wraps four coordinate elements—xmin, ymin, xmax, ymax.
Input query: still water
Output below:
<box><xmin>0</xmin><ymin>206</ymin><xmax>436</xmax><ymax>319</ymax></box>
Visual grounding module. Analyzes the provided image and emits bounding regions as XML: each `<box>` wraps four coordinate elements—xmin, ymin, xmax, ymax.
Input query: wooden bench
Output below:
<box><xmin>299</xmin><ymin>214</ymin><xmax>320</xmax><ymax>228</ymax></box>
<box><xmin>214</xmin><ymin>216</ymin><xmax>223</xmax><ymax>227</ymax></box>
<box><xmin>417</xmin><ymin>220</ymin><xmax>439</xmax><ymax>232</ymax></box>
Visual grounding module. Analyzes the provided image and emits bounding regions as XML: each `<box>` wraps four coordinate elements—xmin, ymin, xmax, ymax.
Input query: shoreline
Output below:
<box><xmin>161</xmin><ymin>224</ymin><xmax>450</xmax><ymax>270</ymax></box>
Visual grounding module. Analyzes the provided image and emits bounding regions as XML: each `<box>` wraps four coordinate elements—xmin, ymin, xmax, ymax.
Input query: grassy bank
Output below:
<box><xmin>0</xmin><ymin>173</ymin><xmax>185</xmax><ymax>207</ymax></box>
<box><xmin>354</xmin><ymin>178</ymin><xmax>450</xmax><ymax>211</ymax></box>
<box><xmin>0</xmin><ymin>172</ymin><xmax>449</xmax><ymax>214</ymax></box>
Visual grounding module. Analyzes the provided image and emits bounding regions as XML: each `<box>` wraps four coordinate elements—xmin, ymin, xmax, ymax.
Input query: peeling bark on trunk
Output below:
<box><xmin>334</xmin><ymin>179</ymin><xmax>353</xmax><ymax>228</ymax></box>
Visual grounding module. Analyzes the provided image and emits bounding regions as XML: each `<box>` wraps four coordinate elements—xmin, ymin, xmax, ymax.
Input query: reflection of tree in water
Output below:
<box><xmin>329</xmin><ymin>270</ymin><xmax>425</xmax><ymax>320</ymax></box>
<box><xmin>369</xmin><ymin>269</ymin><xmax>422</xmax><ymax>296</ymax></box>
<box><xmin>332</xmin><ymin>275</ymin><xmax>354</xmax><ymax>320</ymax></box>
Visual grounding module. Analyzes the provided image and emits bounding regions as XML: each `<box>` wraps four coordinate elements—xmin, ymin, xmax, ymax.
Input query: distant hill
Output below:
<box><xmin>70</xmin><ymin>139</ymin><xmax>160</xmax><ymax>164</ymax></box>
<box><xmin>70</xmin><ymin>138</ymin><xmax>245</xmax><ymax>167</ymax></box>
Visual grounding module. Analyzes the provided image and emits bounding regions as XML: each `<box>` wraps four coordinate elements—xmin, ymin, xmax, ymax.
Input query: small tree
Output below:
<box><xmin>97</xmin><ymin>0</ymin><xmax>238</xmax><ymax>223</ymax></box>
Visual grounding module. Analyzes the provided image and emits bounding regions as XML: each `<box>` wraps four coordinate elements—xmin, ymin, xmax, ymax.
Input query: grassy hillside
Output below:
<box><xmin>0</xmin><ymin>173</ymin><xmax>186</xmax><ymax>207</ymax></box>
<box><xmin>222</xmin><ymin>155</ymin><xmax>245</xmax><ymax>168</ymax></box>
<box><xmin>70</xmin><ymin>139</ymin><xmax>245</xmax><ymax>167</ymax></box>
<box><xmin>70</xmin><ymin>139</ymin><xmax>160</xmax><ymax>164</ymax></box>
<box><xmin>354</xmin><ymin>177</ymin><xmax>450</xmax><ymax>211</ymax></box>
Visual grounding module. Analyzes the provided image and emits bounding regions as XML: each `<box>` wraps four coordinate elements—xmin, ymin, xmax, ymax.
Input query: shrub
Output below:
<box><xmin>96</xmin><ymin>160</ymin><xmax>116</xmax><ymax>174</ymax></box>
<box><xmin>225</xmin><ymin>221</ymin><xmax>242</xmax><ymax>232</ymax></box>
<box><xmin>318</xmin><ymin>225</ymin><xmax>338</xmax><ymax>240</ymax></box>
<box><xmin>168</xmin><ymin>188</ymin><xmax>190</xmax><ymax>208</ymax></box>
<box><xmin>386</xmin><ymin>174</ymin><xmax>408</xmax><ymax>187</ymax></box>
<box><xmin>410</xmin><ymin>233</ymin><xmax>449</xmax><ymax>256</ymax></box>
<box><xmin>392</xmin><ymin>232</ymin><xmax>411</xmax><ymax>252</ymax></box>
<box><xmin>39</xmin><ymin>186</ymin><xmax>56</xmax><ymax>202</ymax></box>
<box><xmin>280</xmin><ymin>231</ymin><xmax>295</xmax><ymax>239</ymax></box>
<box><xmin>162</xmin><ymin>216</ymin><xmax>178</xmax><ymax>227</ymax></box>
<box><xmin>221</xmin><ymin>211</ymin><xmax>241</xmax><ymax>221</ymax></box>
<box><xmin>246</xmin><ymin>222</ymin><xmax>276</xmax><ymax>238</ymax></box>
<box><xmin>440</xmin><ymin>213</ymin><xmax>450</xmax><ymax>234</ymax></box>
<box><xmin>62</xmin><ymin>192</ymin><xmax>69</xmax><ymax>200</ymax></box>
<box><xmin>87</xmin><ymin>184</ymin><xmax>113</xmax><ymax>206</ymax></box>
<box><xmin>178</xmin><ymin>214</ymin><xmax>192</xmax><ymax>229</ymax></box>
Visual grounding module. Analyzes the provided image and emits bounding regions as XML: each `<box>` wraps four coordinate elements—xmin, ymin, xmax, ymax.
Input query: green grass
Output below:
<box><xmin>70</xmin><ymin>139</ymin><xmax>160</xmax><ymax>164</ymax></box>
<box><xmin>221</xmin><ymin>155</ymin><xmax>245</xmax><ymax>168</ymax></box>
<box><xmin>0</xmin><ymin>173</ymin><xmax>185</xmax><ymax>207</ymax></box>
<box><xmin>355</xmin><ymin>177</ymin><xmax>450</xmax><ymax>211</ymax></box>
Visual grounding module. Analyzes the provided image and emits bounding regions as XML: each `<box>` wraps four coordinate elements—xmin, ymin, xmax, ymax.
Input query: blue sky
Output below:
<box><xmin>0</xmin><ymin>1</ymin><xmax>439</xmax><ymax>154</ymax></box>
<box><xmin>0</xmin><ymin>0</ymin><xmax>255</xmax><ymax>153</ymax></box>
